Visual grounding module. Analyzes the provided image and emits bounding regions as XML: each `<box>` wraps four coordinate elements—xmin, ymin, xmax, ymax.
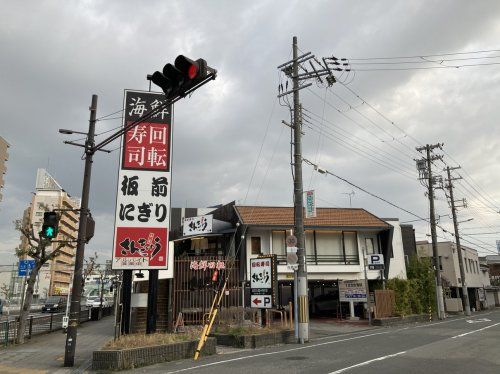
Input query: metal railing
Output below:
<box><xmin>0</xmin><ymin>307</ymin><xmax>113</xmax><ymax>347</ymax></box>
<box><xmin>276</xmin><ymin>254</ymin><xmax>359</xmax><ymax>265</ymax></box>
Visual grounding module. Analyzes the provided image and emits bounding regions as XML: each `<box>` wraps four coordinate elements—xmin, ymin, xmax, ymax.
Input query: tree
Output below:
<box><xmin>94</xmin><ymin>261</ymin><xmax>108</xmax><ymax>310</ymax></box>
<box><xmin>83</xmin><ymin>252</ymin><xmax>98</xmax><ymax>295</ymax></box>
<box><xmin>14</xmin><ymin>212</ymin><xmax>71</xmax><ymax>344</ymax></box>
<box><xmin>0</xmin><ymin>283</ymin><xmax>12</xmax><ymax>317</ymax></box>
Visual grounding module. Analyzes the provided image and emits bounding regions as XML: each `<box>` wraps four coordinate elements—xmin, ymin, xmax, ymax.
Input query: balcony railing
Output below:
<box><xmin>276</xmin><ymin>254</ymin><xmax>359</xmax><ymax>265</ymax></box>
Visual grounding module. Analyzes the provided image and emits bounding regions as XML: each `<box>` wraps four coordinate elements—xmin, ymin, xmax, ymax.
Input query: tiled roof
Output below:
<box><xmin>234</xmin><ymin>206</ymin><xmax>390</xmax><ymax>228</ymax></box>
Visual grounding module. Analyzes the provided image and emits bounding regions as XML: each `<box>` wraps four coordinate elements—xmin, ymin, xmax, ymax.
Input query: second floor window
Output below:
<box><xmin>251</xmin><ymin>237</ymin><xmax>261</xmax><ymax>255</ymax></box>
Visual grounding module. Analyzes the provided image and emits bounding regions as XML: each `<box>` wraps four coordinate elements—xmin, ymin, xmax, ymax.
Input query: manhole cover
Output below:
<box><xmin>285</xmin><ymin>356</ymin><xmax>307</xmax><ymax>361</ymax></box>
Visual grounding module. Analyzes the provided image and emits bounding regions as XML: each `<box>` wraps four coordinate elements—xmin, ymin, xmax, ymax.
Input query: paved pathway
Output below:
<box><xmin>0</xmin><ymin>316</ymin><xmax>114</xmax><ymax>373</ymax></box>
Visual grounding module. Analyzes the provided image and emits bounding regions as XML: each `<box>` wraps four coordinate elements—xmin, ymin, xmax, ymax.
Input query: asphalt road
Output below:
<box><xmin>135</xmin><ymin>309</ymin><xmax>500</xmax><ymax>374</ymax></box>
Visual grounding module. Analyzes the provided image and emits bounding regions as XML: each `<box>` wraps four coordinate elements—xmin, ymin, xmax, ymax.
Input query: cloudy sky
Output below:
<box><xmin>1</xmin><ymin>0</ymin><xmax>500</xmax><ymax>265</ymax></box>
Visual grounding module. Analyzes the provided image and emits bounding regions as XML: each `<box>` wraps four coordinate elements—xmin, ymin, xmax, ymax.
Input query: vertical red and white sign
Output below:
<box><xmin>112</xmin><ymin>90</ymin><xmax>172</xmax><ymax>270</ymax></box>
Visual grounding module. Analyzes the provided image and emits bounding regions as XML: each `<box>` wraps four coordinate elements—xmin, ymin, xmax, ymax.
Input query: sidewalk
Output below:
<box><xmin>0</xmin><ymin>316</ymin><xmax>114</xmax><ymax>373</ymax></box>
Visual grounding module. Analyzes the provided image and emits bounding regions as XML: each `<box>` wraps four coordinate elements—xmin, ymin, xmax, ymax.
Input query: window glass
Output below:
<box><xmin>344</xmin><ymin>232</ymin><xmax>358</xmax><ymax>257</ymax></box>
<box><xmin>272</xmin><ymin>231</ymin><xmax>286</xmax><ymax>256</ymax></box>
<box><xmin>251</xmin><ymin>237</ymin><xmax>261</xmax><ymax>255</ymax></box>
<box><xmin>365</xmin><ymin>238</ymin><xmax>376</xmax><ymax>254</ymax></box>
<box><xmin>316</xmin><ymin>231</ymin><xmax>342</xmax><ymax>256</ymax></box>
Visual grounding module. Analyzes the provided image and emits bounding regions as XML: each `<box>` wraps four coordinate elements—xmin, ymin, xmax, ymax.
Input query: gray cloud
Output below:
<box><xmin>1</xmin><ymin>0</ymin><xmax>499</xmax><ymax>263</ymax></box>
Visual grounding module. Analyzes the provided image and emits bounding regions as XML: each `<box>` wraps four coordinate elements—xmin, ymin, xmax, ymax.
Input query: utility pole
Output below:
<box><xmin>291</xmin><ymin>36</ymin><xmax>309</xmax><ymax>343</ymax></box>
<box><xmin>444</xmin><ymin>166</ymin><xmax>471</xmax><ymax>316</ymax></box>
<box><xmin>416</xmin><ymin>143</ymin><xmax>445</xmax><ymax>320</ymax></box>
<box><xmin>277</xmin><ymin>37</ymin><xmax>337</xmax><ymax>343</ymax></box>
<box><xmin>64</xmin><ymin>95</ymin><xmax>97</xmax><ymax>367</ymax></box>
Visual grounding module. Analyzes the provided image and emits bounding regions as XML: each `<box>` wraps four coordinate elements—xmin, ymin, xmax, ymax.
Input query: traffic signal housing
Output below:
<box><xmin>151</xmin><ymin>55</ymin><xmax>213</xmax><ymax>99</ymax></box>
<box><xmin>41</xmin><ymin>211</ymin><xmax>59</xmax><ymax>239</ymax></box>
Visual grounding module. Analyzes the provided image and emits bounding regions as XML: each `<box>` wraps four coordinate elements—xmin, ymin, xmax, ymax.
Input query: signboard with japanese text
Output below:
<box><xmin>339</xmin><ymin>280</ymin><xmax>367</xmax><ymax>302</ymax></box>
<box><xmin>112</xmin><ymin>90</ymin><xmax>172</xmax><ymax>270</ymax></box>
<box><xmin>250</xmin><ymin>255</ymin><xmax>277</xmax><ymax>308</ymax></box>
<box><xmin>182</xmin><ymin>214</ymin><xmax>213</xmax><ymax>236</ymax></box>
<box><xmin>304</xmin><ymin>190</ymin><xmax>316</xmax><ymax>218</ymax></box>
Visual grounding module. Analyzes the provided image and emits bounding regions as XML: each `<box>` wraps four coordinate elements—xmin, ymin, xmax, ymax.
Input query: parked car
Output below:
<box><xmin>86</xmin><ymin>296</ymin><xmax>113</xmax><ymax>308</ymax></box>
<box><xmin>41</xmin><ymin>296</ymin><xmax>67</xmax><ymax>313</ymax></box>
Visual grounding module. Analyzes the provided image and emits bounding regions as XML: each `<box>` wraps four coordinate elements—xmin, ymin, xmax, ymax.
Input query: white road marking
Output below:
<box><xmin>466</xmin><ymin>318</ymin><xmax>491</xmax><ymax>323</ymax></box>
<box><xmin>328</xmin><ymin>351</ymin><xmax>407</xmax><ymax>374</ymax></box>
<box><xmin>451</xmin><ymin>322</ymin><xmax>500</xmax><ymax>338</ymax></box>
<box><xmin>165</xmin><ymin>330</ymin><xmax>392</xmax><ymax>373</ymax></box>
<box><xmin>164</xmin><ymin>311</ymin><xmax>499</xmax><ymax>373</ymax></box>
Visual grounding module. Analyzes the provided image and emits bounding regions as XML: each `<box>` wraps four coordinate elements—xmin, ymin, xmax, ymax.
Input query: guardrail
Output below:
<box><xmin>0</xmin><ymin>307</ymin><xmax>113</xmax><ymax>347</ymax></box>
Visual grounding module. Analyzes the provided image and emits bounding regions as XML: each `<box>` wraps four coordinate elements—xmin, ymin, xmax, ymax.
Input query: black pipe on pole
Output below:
<box><xmin>146</xmin><ymin>270</ymin><xmax>158</xmax><ymax>334</ymax></box>
<box><xmin>121</xmin><ymin>270</ymin><xmax>133</xmax><ymax>334</ymax></box>
<box><xmin>64</xmin><ymin>94</ymin><xmax>97</xmax><ymax>367</ymax></box>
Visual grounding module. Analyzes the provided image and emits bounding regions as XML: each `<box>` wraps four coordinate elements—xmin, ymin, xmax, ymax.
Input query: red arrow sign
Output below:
<box><xmin>252</xmin><ymin>298</ymin><xmax>262</xmax><ymax>305</ymax></box>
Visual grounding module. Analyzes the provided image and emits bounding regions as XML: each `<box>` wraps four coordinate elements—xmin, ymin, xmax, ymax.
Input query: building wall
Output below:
<box><xmin>244</xmin><ymin>227</ymin><xmax>406</xmax><ymax>282</ymax></box>
<box><xmin>383</xmin><ymin>220</ymin><xmax>407</xmax><ymax>279</ymax></box>
<box><xmin>0</xmin><ymin>136</ymin><xmax>9</xmax><ymax>203</ymax></box>
<box><xmin>416</xmin><ymin>241</ymin><xmax>489</xmax><ymax>288</ymax></box>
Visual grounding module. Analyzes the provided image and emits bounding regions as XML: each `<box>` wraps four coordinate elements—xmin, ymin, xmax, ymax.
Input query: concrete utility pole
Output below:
<box><xmin>291</xmin><ymin>36</ymin><xmax>309</xmax><ymax>343</ymax></box>
<box><xmin>64</xmin><ymin>95</ymin><xmax>97</xmax><ymax>367</ymax></box>
<box><xmin>416</xmin><ymin>143</ymin><xmax>445</xmax><ymax>320</ymax></box>
<box><xmin>445</xmin><ymin>166</ymin><xmax>471</xmax><ymax>316</ymax></box>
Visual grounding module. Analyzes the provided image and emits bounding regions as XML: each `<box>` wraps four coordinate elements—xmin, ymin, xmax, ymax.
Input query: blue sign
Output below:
<box><xmin>18</xmin><ymin>260</ymin><xmax>36</xmax><ymax>276</ymax></box>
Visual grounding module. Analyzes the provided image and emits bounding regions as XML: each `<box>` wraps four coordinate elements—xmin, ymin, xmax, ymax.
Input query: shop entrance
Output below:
<box><xmin>309</xmin><ymin>281</ymin><xmax>346</xmax><ymax>318</ymax></box>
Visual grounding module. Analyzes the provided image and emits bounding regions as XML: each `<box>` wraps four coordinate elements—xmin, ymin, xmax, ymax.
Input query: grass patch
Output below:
<box><xmin>103</xmin><ymin>328</ymin><xmax>201</xmax><ymax>350</ymax></box>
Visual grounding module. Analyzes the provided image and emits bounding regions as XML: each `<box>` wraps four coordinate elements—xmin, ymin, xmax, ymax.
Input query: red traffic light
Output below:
<box><xmin>174</xmin><ymin>55</ymin><xmax>207</xmax><ymax>81</ymax></box>
<box><xmin>151</xmin><ymin>55</ymin><xmax>211</xmax><ymax>98</ymax></box>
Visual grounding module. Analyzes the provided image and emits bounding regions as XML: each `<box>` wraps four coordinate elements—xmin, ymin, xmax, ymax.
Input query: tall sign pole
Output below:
<box><xmin>64</xmin><ymin>94</ymin><xmax>97</xmax><ymax>367</ymax></box>
<box><xmin>291</xmin><ymin>36</ymin><xmax>309</xmax><ymax>343</ymax></box>
<box><xmin>111</xmin><ymin>90</ymin><xmax>173</xmax><ymax>335</ymax></box>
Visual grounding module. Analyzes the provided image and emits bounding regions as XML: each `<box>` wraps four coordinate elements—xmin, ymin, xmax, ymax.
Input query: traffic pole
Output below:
<box><xmin>64</xmin><ymin>95</ymin><xmax>97</xmax><ymax>367</ymax></box>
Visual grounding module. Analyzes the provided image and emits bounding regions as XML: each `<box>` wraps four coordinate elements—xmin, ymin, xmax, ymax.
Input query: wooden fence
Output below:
<box><xmin>374</xmin><ymin>289</ymin><xmax>395</xmax><ymax>318</ymax></box>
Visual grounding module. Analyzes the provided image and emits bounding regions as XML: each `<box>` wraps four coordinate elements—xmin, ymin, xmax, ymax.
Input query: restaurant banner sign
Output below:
<box><xmin>112</xmin><ymin>90</ymin><xmax>172</xmax><ymax>269</ymax></box>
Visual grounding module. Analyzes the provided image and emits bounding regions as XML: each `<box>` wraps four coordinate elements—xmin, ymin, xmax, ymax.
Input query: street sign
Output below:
<box><xmin>286</xmin><ymin>235</ymin><xmax>297</xmax><ymax>248</ymax></box>
<box><xmin>62</xmin><ymin>316</ymin><xmax>69</xmax><ymax>328</ymax></box>
<box><xmin>339</xmin><ymin>280</ymin><xmax>367</xmax><ymax>302</ymax></box>
<box><xmin>112</xmin><ymin>90</ymin><xmax>173</xmax><ymax>270</ymax></box>
<box><xmin>286</xmin><ymin>246</ymin><xmax>298</xmax><ymax>270</ymax></box>
<box><xmin>367</xmin><ymin>254</ymin><xmax>384</xmax><ymax>266</ymax></box>
<box><xmin>304</xmin><ymin>190</ymin><xmax>316</xmax><ymax>218</ymax></box>
<box><xmin>251</xmin><ymin>295</ymin><xmax>273</xmax><ymax>309</ymax></box>
<box><xmin>250</xmin><ymin>255</ymin><xmax>277</xmax><ymax>308</ymax></box>
<box><xmin>18</xmin><ymin>260</ymin><xmax>35</xmax><ymax>276</ymax></box>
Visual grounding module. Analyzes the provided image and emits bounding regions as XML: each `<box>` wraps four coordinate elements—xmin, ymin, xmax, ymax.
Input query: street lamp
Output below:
<box><xmin>59</xmin><ymin>129</ymin><xmax>88</xmax><ymax>135</ymax></box>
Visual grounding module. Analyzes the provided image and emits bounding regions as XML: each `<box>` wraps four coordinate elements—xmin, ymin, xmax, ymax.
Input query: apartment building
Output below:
<box><xmin>416</xmin><ymin>241</ymin><xmax>490</xmax><ymax>311</ymax></box>
<box><xmin>0</xmin><ymin>136</ymin><xmax>9</xmax><ymax>203</ymax></box>
<box><xmin>19</xmin><ymin>169</ymin><xmax>80</xmax><ymax>297</ymax></box>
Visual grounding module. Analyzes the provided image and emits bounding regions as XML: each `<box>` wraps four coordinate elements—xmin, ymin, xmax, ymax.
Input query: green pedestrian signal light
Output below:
<box><xmin>41</xmin><ymin>211</ymin><xmax>59</xmax><ymax>239</ymax></box>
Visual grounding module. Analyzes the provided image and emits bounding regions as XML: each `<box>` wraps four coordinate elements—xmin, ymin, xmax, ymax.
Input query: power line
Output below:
<box><xmin>302</xmin><ymin>158</ymin><xmax>499</xmax><ymax>255</ymax></box>
<box><xmin>347</xmin><ymin>49</ymin><xmax>500</xmax><ymax>61</ymax></box>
